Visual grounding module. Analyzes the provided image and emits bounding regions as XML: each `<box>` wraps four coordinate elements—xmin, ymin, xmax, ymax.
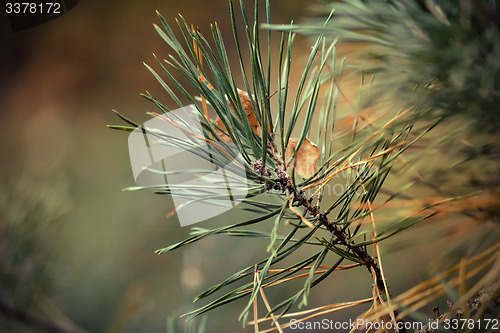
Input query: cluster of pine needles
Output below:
<box><xmin>110</xmin><ymin>1</ymin><xmax>500</xmax><ymax>332</ymax></box>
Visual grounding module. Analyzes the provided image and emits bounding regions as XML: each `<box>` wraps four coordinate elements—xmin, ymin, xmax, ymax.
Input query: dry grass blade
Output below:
<box><xmin>304</xmin><ymin>142</ymin><xmax>406</xmax><ymax>194</ymax></box>
<box><xmin>349</xmin><ymin>301</ymin><xmax>377</xmax><ymax>333</ymax></box>
<box><xmin>348</xmin><ymin>166</ymin><xmax>397</xmax><ymax>331</ymax></box>
<box><xmin>365</xmin><ymin>198</ymin><xmax>398</xmax><ymax>332</ymax></box>
<box><xmin>287</xmin><ymin>194</ymin><xmax>315</xmax><ymax>228</ymax></box>
<box><xmin>306</xmin><ymin>107</ymin><xmax>414</xmax><ymax>192</ymax></box>
<box><xmin>265</xmin><ymin>264</ymin><xmax>361</xmax><ymax>274</ymax></box>
<box><xmin>361</xmin><ymin>243</ymin><xmax>500</xmax><ymax>323</ymax></box>
<box><xmin>192</xmin><ymin>25</ymin><xmax>210</xmax><ymax>121</ymax></box>
<box><xmin>237</xmin><ymin>264</ymin><xmax>362</xmax><ymax>295</ymax></box>
<box><xmin>458</xmin><ymin>252</ymin><xmax>500</xmax><ymax>320</ymax></box>
<box><xmin>250</xmin><ymin>268</ymin><xmax>284</xmax><ymax>333</ymax></box>
<box><xmin>458</xmin><ymin>258</ymin><xmax>471</xmax><ymax>320</ymax></box>
<box><xmin>250</xmin><ymin>298</ymin><xmax>373</xmax><ymax>333</ymax></box>
<box><xmin>302</xmin><ymin>147</ymin><xmax>361</xmax><ymax>191</ymax></box>
<box><xmin>253</xmin><ymin>266</ymin><xmax>260</xmax><ymax>333</ymax></box>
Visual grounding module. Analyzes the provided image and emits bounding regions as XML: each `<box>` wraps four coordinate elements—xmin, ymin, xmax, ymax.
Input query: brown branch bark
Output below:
<box><xmin>253</xmin><ymin>157</ymin><xmax>407</xmax><ymax>331</ymax></box>
<box><xmin>415</xmin><ymin>275</ymin><xmax>500</xmax><ymax>333</ymax></box>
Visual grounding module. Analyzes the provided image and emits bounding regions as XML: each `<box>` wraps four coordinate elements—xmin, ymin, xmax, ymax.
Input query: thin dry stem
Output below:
<box><xmin>253</xmin><ymin>269</ymin><xmax>284</xmax><ymax>333</ymax></box>
<box><xmin>253</xmin><ymin>266</ymin><xmax>260</xmax><ymax>333</ymax></box>
<box><xmin>362</xmin><ymin>244</ymin><xmax>500</xmax><ymax>322</ymax></box>
<box><xmin>252</xmin><ymin>298</ymin><xmax>373</xmax><ymax>333</ymax></box>
<box><xmin>237</xmin><ymin>264</ymin><xmax>362</xmax><ymax>295</ymax></box>
<box><xmin>192</xmin><ymin>25</ymin><xmax>210</xmax><ymax>121</ymax></box>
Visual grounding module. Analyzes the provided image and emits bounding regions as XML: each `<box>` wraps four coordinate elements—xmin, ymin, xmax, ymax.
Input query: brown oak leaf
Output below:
<box><xmin>285</xmin><ymin>138</ymin><xmax>321</xmax><ymax>179</ymax></box>
<box><xmin>215</xmin><ymin>89</ymin><xmax>269</xmax><ymax>142</ymax></box>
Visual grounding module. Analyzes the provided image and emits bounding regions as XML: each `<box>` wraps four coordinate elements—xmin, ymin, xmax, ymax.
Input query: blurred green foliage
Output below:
<box><xmin>0</xmin><ymin>171</ymin><xmax>71</xmax><ymax>331</ymax></box>
<box><xmin>0</xmin><ymin>1</ymin><xmax>320</xmax><ymax>332</ymax></box>
<box><xmin>299</xmin><ymin>0</ymin><xmax>500</xmax><ymax>132</ymax></box>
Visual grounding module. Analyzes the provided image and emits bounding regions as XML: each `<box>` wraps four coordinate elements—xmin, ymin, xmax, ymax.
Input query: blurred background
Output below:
<box><xmin>1</xmin><ymin>0</ymin><xmax>499</xmax><ymax>332</ymax></box>
<box><xmin>0</xmin><ymin>1</ymin><xmax>321</xmax><ymax>332</ymax></box>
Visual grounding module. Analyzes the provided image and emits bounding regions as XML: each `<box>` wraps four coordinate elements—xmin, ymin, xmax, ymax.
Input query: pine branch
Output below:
<box><xmin>111</xmin><ymin>1</ymin><xmax>442</xmax><ymax>329</ymax></box>
<box><xmin>415</xmin><ymin>274</ymin><xmax>500</xmax><ymax>333</ymax></box>
<box><xmin>252</xmin><ymin>138</ymin><xmax>405</xmax><ymax>329</ymax></box>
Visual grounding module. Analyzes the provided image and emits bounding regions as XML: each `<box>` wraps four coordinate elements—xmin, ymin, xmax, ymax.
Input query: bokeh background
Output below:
<box><xmin>1</xmin><ymin>1</ymin><xmax>498</xmax><ymax>332</ymax></box>
<box><xmin>0</xmin><ymin>1</ymin><xmax>322</xmax><ymax>332</ymax></box>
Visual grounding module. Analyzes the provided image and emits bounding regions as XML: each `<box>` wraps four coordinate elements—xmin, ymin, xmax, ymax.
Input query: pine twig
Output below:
<box><xmin>252</xmin><ymin>143</ymin><xmax>405</xmax><ymax>330</ymax></box>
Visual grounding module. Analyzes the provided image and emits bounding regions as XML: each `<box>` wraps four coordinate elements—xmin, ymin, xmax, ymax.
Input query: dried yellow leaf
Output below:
<box><xmin>215</xmin><ymin>89</ymin><xmax>269</xmax><ymax>142</ymax></box>
<box><xmin>285</xmin><ymin>138</ymin><xmax>321</xmax><ymax>179</ymax></box>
